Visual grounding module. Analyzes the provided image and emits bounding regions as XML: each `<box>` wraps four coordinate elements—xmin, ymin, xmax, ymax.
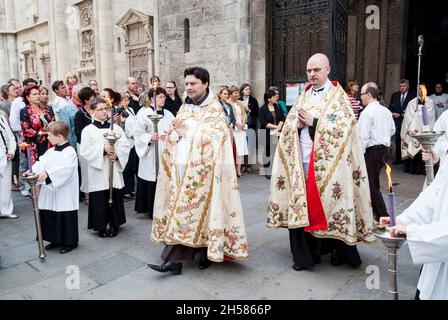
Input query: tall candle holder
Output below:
<box><xmin>103</xmin><ymin>131</ymin><xmax>121</xmax><ymax>206</ymax></box>
<box><xmin>24</xmin><ymin>173</ymin><xmax>46</xmax><ymax>262</ymax></box>
<box><xmin>373</xmin><ymin>227</ymin><xmax>406</xmax><ymax>300</ymax></box>
<box><xmin>147</xmin><ymin>114</ymin><xmax>164</xmax><ymax>176</ymax></box>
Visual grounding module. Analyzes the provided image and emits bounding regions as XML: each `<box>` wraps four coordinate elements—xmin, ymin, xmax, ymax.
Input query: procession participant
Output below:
<box><xmin>430</xmin><ymin>83</ymin><xmax>448</xmax><ymax>120</ymax></box>
<box><xmin>29</xmin><ymin>121</ymin><xmax>79</xmax><ymax>253</ymax></box>
<box><xmin>134</xmin><ymin>87</ymin><xmax>174</xmax><ymax>218</ymax></box>
<box><xmin>80</xmin><ymin>98</ymin><xmax>130</xmax><ymax>238</ymax></box>
<box><xmin>267</xmin><ymin>53</ymin><xmax>375</xmax><ymax>271</ymax></box>
<box><xmin>0</xmin><ymin>111</ymin><xmax>17</xmax><ymax>219</ymax></box>
<box><xmin>148</xmin><ymin>67</ymin><xmax>248</xmax><ymax>275</ymax></box>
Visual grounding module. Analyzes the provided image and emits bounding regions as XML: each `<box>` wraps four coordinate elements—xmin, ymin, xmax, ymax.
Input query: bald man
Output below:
<box><xmin>126</xmin><ymin>77</ymin><xmax>142</xmax><ymax>114</ymax></box>
<box><xmin>267</xmin><ymin>53</ymin><xmax>375</xmax><ymax>271</ymax></box>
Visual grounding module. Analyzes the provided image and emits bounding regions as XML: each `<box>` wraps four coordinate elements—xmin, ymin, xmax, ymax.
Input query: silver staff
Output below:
<box><xmin>147</xmin><ymin>113</ymin><xmax>164</xmax><ymax>176</ymax></box>
<box><xmin>103</xmin><ymin>131</ymin><xmax>121</xmax><ymax>206</ymax></box>
<box><xmin>411</xmin><ymin>35</ymin><xmax>445</xmax><ymax>185</ymax></box>
<box><xmin>373</xmin><ymin>227</ymin><xmax>406</xmax><ymax>300</ymax></box>
<box><xmin>24</xmin><ymin>173</ymin><xmax>46</xmax><ymax>262</ymax></box>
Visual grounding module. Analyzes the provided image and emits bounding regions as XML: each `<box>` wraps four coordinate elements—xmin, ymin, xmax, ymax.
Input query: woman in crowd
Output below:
<box><xmin>164</xmin><ymin>81</ymin><xmax>183</xmax><ymax>117</ymax></box>
<box><xmin>259</xmin><ymin>89</ymin><xmax>285</xmax><ymax>178</ymax></box>
<box><xmin>20</xmin><ymin>85</ymin><xmax>55</xmax><ymax>166</ymax></box>
<box><xmin>346</xmin><ymin>80</ymin><xmax>362</xmax><ymax>120</ymax></box>
<box><xmin>239</xmin><ymin>83</ymin><xmax>259</xmax><ymax>174</ymax></box>
<box><xmin>229</xmin><ymin>85</ymin><xmax>248</xmax><ymax>177</ymax></box>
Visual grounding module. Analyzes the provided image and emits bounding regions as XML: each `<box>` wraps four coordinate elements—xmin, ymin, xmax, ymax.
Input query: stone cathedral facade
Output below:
<box><xmin>0</xmin><ymin>0</ymin><xmax>416</xmax><ymax>102</ymax></box>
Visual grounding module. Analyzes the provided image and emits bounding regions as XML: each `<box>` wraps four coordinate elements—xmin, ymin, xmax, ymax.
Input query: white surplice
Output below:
<box><xmin>433</xmin><ymin>110</ymin><xmax>448</xmax><ymax>168</ymax></box>
<box><xmin>134</xmin><ymin>107</ymin><xmax>175</xmax><ymax>182</ymax></box>
<box><xmin>80</xmin><ymin>120</ymin><xmax>130</xmax><ymax>192</ymax></box>
<box><xmin>398</xmin><ymin>161</ymin><xmax>448</xmax><ymax>300</ymax></box>
<box><xmin>32</xmin><ymin>143</ymin><xmax>79</xmax><ymax>212</ymax></box>
<box><xmin>0</xmin><ymin>114</ymin><xmax>17</xmax><ymax>216</ymax></box>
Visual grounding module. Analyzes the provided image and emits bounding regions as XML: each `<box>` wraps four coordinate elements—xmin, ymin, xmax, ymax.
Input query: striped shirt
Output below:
<box><xmin>348</xmin><ymin>95</ymin><xmax>362</xmax><ymax>120</ymax></box>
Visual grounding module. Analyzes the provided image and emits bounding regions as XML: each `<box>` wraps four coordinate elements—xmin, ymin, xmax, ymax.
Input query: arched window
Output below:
<box><xmin>184</xmin><ymin>19</ymin><xmax>190</xmax><ymax>53</ymax></box>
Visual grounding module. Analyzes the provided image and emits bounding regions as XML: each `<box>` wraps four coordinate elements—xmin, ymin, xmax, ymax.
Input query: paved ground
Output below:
<box><xmin>0</xmin><ymin>164</ymin><xmax>424</xmax><ymax>300</ymax></box>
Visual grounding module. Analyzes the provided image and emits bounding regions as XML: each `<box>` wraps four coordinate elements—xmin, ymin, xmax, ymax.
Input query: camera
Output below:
<box><xmin>112</xmin><ymin>106</ymin><xmax>129</xmax><ymax>118</ymax></box>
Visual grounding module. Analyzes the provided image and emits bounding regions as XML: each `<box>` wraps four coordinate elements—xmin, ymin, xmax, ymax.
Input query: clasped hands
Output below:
<box><xmin>297</xmin><ymin>108</ymin><xmax>314</xmax><ymax>129</ymax></box>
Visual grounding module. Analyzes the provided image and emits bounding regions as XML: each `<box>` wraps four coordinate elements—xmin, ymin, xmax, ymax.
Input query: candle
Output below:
<box><xmin>27</xmin><ymin>147</ymin><xmax>33</xmax><ymax>174</ymax></box>
<box><xmin>388</xmin><ymin>190</ymin><xmax>396</xmax><ymax>227</ymax></box>
<box><xmin>421</xmin><ymin>104</ymin><xmax>429</xmax><ymax>127</ymax></box>
<box><xmin>385</xmin><ymin>164</ymin><xmax>396</xmax><ymax>227</ymax></box>
<box><xmin>152</xmin><ymin>79</ymin><xmax>157</xmax><ymax>111</ymax></box>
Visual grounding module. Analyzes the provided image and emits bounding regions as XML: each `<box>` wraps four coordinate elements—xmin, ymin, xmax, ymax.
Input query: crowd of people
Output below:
<box><xmin>1</xmin><ymin>57</ymin><xmax>447</xmax><ymax>300</ymax></box>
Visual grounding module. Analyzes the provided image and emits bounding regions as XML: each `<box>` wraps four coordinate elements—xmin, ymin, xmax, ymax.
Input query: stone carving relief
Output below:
<box><xmin>78</xmin><ymin>1</ymin><xmax>95</xmax><ymax>70</ymax></box>
<box><xmin>117</xmin><ymin>9</ymin><xmax>154</xmax><ymax>91</ymax></box>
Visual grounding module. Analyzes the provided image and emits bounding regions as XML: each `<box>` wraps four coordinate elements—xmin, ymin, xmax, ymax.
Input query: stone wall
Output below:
<box><xmin>158</xmin><ymin>0</ymin><xmax>267</xmax><ymax>100</ymax></box>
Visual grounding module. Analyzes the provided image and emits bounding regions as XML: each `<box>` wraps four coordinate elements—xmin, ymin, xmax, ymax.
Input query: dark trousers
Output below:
<box><xmin>289</xmin><ymin>228</ymin><xmax>321</xmax><ymax>268</ymax></box>
<box><xmin>162</xmin><ymin>245</ymin><xmax>206</xmax><ymax>263</ymax></box>
<box><xmin>123</xmin><ymin>147</ymin><xmax>137</xmax><ymax>195</ymax></box>
<box><xmin>289</xmin><ymin>229</ymin><xmax>362</xmax><ymax>268</ymax></box>
<box><xmin>394</xmin><ymin>119</ymin><xmax>403</xmax><ymax>161</ymax></box>
<box><xmin>365</xmin><ymin>145</ymin><xmax>389</xmax><ymax>221</ymax></box>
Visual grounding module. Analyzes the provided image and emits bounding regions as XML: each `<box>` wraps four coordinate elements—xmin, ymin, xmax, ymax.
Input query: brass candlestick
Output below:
<box><xmin>147</xmin><ymin>113</ymin><xmax>164</xmax><ymax>176</ymax></box>
<box><xmin>373</xmin><ymin>227</ymin><xmax>407</xmax><ymax>300</ymax></box>
<box><xmin>103</xmin><ymin>131</ymin><xmax>121</xmax><ymax>206</ymax></box>
<box><xmin>24</xmin><ymin>173</ymin><xmax>46</xmax><ymax>262</ymax></box>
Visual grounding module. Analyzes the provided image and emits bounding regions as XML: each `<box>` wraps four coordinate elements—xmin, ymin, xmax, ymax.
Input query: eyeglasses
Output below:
<box><xmin>165</xmin><ymin>87</ymin><xmax>175</xmax><ymax>89</ymax></box>
<box><xmin>360</xmin><ymin>92</ymin><xmax>368</xmax><ymax>96</ymax></box>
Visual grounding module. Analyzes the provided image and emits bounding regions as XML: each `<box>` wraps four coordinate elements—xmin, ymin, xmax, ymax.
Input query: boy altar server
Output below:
<box><xmin>30</xmin><ymin>121</ymin><xmax>79</xmax><ymax>253</ymax></box>
<box><xmin>80</xmin><ymin>98</ymin><xmax>130</xmax><ymax>238</ymax></box>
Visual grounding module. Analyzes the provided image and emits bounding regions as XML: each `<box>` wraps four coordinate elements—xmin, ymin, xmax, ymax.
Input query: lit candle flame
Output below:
<box><xmin>385</xmin><ymin>163</ymin><xmax>393</xmax><ymax>193</ymax></box>
<box><xmin>420</xmin><ymin>84</ymin><xmax>427</xmax><ymax>104</ymax></box>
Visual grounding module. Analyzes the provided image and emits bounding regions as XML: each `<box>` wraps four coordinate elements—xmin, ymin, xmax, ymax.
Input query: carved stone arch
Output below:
<box><xmin>117</xmin><ymin>9</ymin><xmax>155</xmax><ymax>91</ymax></box>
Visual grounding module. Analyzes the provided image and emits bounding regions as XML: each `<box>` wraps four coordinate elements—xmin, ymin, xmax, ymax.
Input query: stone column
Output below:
<box><xmin>238</xmin><ymin>0</ymin><xmax>251</xmax><ymax>84</ymax></box>
<box><xmin>0</xmin><ymin>0</ymin><xmax>19</xmax><ymax>82</ymax></box>
<box><xmin>48</xmin><ymin>0</ymin><xmax>69</xmax><ymax>81</ymax></box>
<box><xmin>94</xmin><ymin>0</ymin><xmax>114</xmax><ymax>89</ymax></box>
<box><xmin>249</xmin><ymin>0</ymin><xmax>266</xmax><ymax>102</ymax></box>
<box><xmin>153</xmin><ymin>0</ymin><xmax>160</xmax><ymax>75</ymax></box>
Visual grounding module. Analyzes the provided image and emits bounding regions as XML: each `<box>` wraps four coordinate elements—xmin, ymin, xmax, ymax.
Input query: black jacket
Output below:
<box><xmin>239</xmin><ymin>96</ymin><xmax>259</xmax><ymax>129</ymax></box>
<box><xmin>74</xmin><ymin>107</ymin><xmax>92</xmax><ymax>144</ymax></box>
<box><xmin>165</xmin><ymin>96</ymin><xmax>183</xmax><ymax>117</ymax></box>
<box><xmin>388</xmin><ymin>90</ymin><xmax>417</xmax><ymax>120</ymax></box>
<box><xmin>259</xmin><ymin>104</ymin><xmax>285</xmax><ymax>129</ymax></box>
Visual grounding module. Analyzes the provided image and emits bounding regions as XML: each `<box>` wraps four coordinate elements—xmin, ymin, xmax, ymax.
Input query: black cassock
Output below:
<box><xmin>41</xmin><ymin>210</ymin><xmax>79</xmax><ymax>246</ymax></box>
<box><xmin>134</xmin><ymin>178</ymin><xmax>156</xmax><ymax>219</ymax></box>
<box><xmin>289</xmin><ymin>228</ymin><xmax>362</xmax><ymax>269</ymax></box>
<box><xmin>88</xmin><ymin>189</ymin><xmax>126</xmax><ymax>231</ymax></box>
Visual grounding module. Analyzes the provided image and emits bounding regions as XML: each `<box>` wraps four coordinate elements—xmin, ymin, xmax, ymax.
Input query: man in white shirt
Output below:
<box><xmin>359</xmin><ymin>82</ymin><xmax>396</xmax><ymax>221</ymax></box>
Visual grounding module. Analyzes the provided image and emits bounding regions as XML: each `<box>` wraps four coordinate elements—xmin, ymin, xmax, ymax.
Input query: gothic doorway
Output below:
<box><xmin>404</xmin><ymin>0</ymin><xmax>448</xmax><ymax>93</ymax></box>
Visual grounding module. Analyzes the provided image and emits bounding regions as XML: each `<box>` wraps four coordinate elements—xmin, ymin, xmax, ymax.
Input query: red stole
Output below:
<box><xmin>304</xmin><ymin>143</ymin><xmax>328</xmax><ymax>232</ymax></box>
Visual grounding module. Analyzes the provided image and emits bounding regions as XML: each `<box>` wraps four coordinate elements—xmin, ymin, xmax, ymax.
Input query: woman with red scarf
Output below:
<box><xmin>20</xmin><ymin>85</ymin><xmax>55</xmax><ymax>165</ymax></box>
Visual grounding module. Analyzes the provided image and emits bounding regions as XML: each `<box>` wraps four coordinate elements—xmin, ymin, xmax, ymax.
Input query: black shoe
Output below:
<box><xmin>108</xmin><ymin>227</ymin><xmax>119</xmax><ymax>238</ymax></box>
<box><xmin>330</xmin><ymin>249</ymin><xmax>345</xmax><ymax>267</ymax></box>
<box><xmin>198</xmin><ymin>257</ymin><xmax>213</xmax><ymax>270</ymax></box>
<box><xmin>292</xmin><ymin>265</ymin><xmax>310</xmax><ymax>271</ymax></box>
<box><xmin>148</xmin><ymin>261</ymin><xmax>182</xmax><ymax>275</ymax></box>
<box><xmin>60</xmin><ymin>245</ymin><xmax>78</xmax><ymax>254</ymax></box>
<box><xmin>45</xmin><ymin>243</ymin><xmax>59</xmax><ymax>250</ymax></box>
<box><xmin>99</xmin><ymin>230</ymin><xmax>108</xmax><ymax>238</ymax></box>
<box><xmin>265</xmin><ymin>175</ymin><xmax>271</xmax><ymax>180</ymax></box>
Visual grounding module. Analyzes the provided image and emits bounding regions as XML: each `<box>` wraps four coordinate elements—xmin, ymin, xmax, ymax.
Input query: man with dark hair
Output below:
<box><xmin>359</xmin><ymin>82</ymin><xmax>396</xmax><ymax>221</ymax></box>
<box><xmin>51</xmin><ymin>80</ymin><xmax>69</xmax><ymax>120</ymax></box>
<box><xmin>74</xmin><ymin>87</ymin><xmax>96</xmax><ymax>203</ymax></box>
<box><xmin>9</xmin><ymin>78</ymin><xmax>37</xmax><ymax>196</ymax></box>
<box><xmin>388</xmin><ymin>79</ymin><xmax>417</xmax><ymax>165</ymax></box>
<box><xmin>148</xmin><ymin>67</ymin><xmax>248</xmax><ymax>275</ymax></box>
